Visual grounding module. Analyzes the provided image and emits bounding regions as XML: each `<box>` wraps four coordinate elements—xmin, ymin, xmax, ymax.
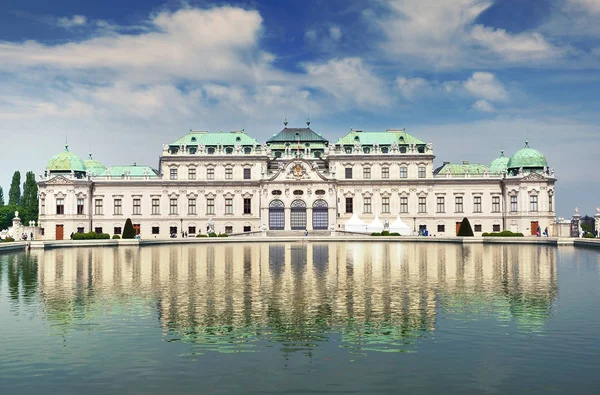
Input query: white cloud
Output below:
<box><xmin>57</xmin><ymin>15</ymin><xmax>87</xmax><ymax>28</ymax></box>
<box><xmin>329</xmin><ymin>26</ymin><xmax>342</xmax><ymax>41</ymax></box>
<box><xmin>395</xmin><ymin>76</ymin><xmax>431</xmax><ymax>99</ymax></box>
<box><xmin>472</xmin><ymin>99</ymin><xmax>494</xmax><ymax>112</ymax></box>
<box><xmin>569</xmin><ymin>0</ymin><xmax>600</xmax><ymax>14</ymax></box>
<box><xmin>304</xmin><ymin>57</ymin><xmax>388</xmax><ymax>107</ymax></box>
<box><xmin>373</xmin><ymin>0</ymin><xmax>560</xmax><ymax>68</ymax></box>
<box><xmin>463</xmin><ymin>72</ymin><xmax>508</xmax><ymax>101</ymax></box>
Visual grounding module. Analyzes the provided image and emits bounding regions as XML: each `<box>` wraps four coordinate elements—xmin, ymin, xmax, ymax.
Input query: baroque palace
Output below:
<box><xmin>37</xmin><ymin>123</ymin><xmax>556</xmax><ymax>239</ymax></box>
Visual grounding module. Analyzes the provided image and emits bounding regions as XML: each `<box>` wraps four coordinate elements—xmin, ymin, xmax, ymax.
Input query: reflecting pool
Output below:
<box><xmin>1</xmin><ymin>243</ymin><xmax>600</xmax><ymax>394</ymax></box>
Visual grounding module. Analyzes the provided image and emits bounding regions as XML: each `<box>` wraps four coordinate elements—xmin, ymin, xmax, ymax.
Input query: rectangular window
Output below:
<box><xmin>345</xmin><ymin>197</ymin><xmax>353</xmax><ymax>213</ymax></box>
<box><xmin>418</xmin><ymin>197</ymin><xmax>426</xmax><ymax>213</ymax></box>
<box><xmin>169</xmin><ymin>198</ymin><xmax>178</xmax><ymax>215</ymax></box>
<box><xmin>400</xmin><ymin>167</ymin><xmax>407</xmax><ymax>179</ymax></box>
<box><xmin>225</xmin><ymin>167</ymin><xmax>233</xmax><ymax>179</ymax></box>
<box><xmin>455</xmin><ymin>196</ymin><xmax>463</xmax><ymax>213</ymax></box>
<box><xmin>114</xmin><ymin>199</ymin><xmax>122</xmax><ymax>215</ymax></box>
<box><xmin>530</xmin><ymin>195</ymin><xmax>538</xmax><ymax>212</ymax></box>
<box><xmin>188</xmin><ymin>167</ymin><xmax>196</xmax><ymax>180</ymax></box>
<box><xmin>114</xmin><ymin>227</ymin><xmax>122</xmax><ymax>235</ymax></box>
<box><xmin>243</xmin><ymin>168</ymin><xmax>251</xmax><ymax>180</ymax></box>
<box><xmin>133</xmin><ymin>198</ymin><xmax>141</xmax><ymax>215</ymax></box>
<box><xmin>56</xmin><ymin>198</ymin><xmax>65</xmax><ymax>215</ymax></box>
<box><xmin>225</xmin><ymin>226</ymin><xmax>233</xmax><ymax>234</ymax></box>
<box><xmin>382</xmin><ymin>197</ymin><xmax>390</xmax><ymax>213</ymax></box>
<box><xmin>170</xmin><ymin>168</ymin><xmax>177</xmax><ymax>180</ymax></box>
<box><xmin>41</xmin><ymin>199</ymin><xmax>46</xmax><ymax>215</ymax></box>
<box><xmin>188</xmin><ymin>226</ymin><xmax>196</xmax><ymax>235</ymax></box>
<box><xmin>474</xmin><ymin>224</ymin><xmax>482</xmax><ymax>232</ymax></box>
<box><xmin>400</xmin><ymin>197</ymin><xmax>408</xmax><ymax>213</ymax></box>
<box><xmin>169</xmin><ymin>226</ymin><xmax>177</xmax><ymax>236</ymax></box>
<box><xmin>511</xmin><ymin>196</ymin><xmax>518</xmax><ymax>212</ymax></box>
<box><xmin>345</xmin><ymin>168</ymin><xmax>353</xmax><ymax>179</ymax></box>
<box><xmin>363</xmin><ymin>197</ymin><xmax>372</xmax><ymax>214</ymax></box>
<box><xmin>381</xmin><ymin>167</ymin><xmax>389</xmax><ymax>179</ymax></box>
<box><xmin>418</xmin><ymin>166</ymin><xmax>426</xmax><ymax>178</ymax></box>
<box><xmin>152</xmin><ymin>198</ymin><xmax>160</xmax><ymax>215</ymax></box>
<box><xmin>473</xmin><ymin>196</ymin><xmax>482</xmax><ymax>213</ymax></box>
<box><xmin>243</xmin><ymin>225</ymin><xmax>251</xmax><ymax>232</ymax></box>
<box><xmin>225</xmin><ymin>198</ymin><xmax>233</xmax><ymax>214</ymax></box>
<box><xmin>207</xmin><ymin>198</ymin><xmax>215</xmax><ymax>215</ymax></box>
<box><xmin>437</xmin><ymin>224</ymin><xmax>445</xmax><ymax>233</ymax></box>
<box><xmin>94</xmin><ymin>227</ymin><xmax>103</xmax><ymax>234</ymax></box>
<box><xmin>94</xmin><ymin>199</ymin><xmax>103</xmax><ymax>215</ymax></box>
<box><xmin>77</xmin><ymin>198</ymin><xmax>84</xmax><ymax>215</ymax></box>
<box><xmin>244</xmin><ymin>198</ymin><xmax>252</xmax><ymax>214</ymax></box>
<box><xmin>492</xmin><ymin>196</ymin><xmax>500</xmax><ymax>213</ymax></box>
<box><xmin>77</xmin><ymin>227</ymin><xmax>84</xmax><ymax>234</ymax></box>
<box><xmin>493</xmin><ymin>224</ymin><xmax>501</xmax><ymax>232</ymax></box>
<box><xmin>188</xmin><ymin>198</ymin><xmax>196</xmax><ymax>215</ymax></box>
<box><xmin>437</xmin><ymin>196</ymin><xmax>445</xmax><ymax>213</ymax></box>
<box><xmin>363</xmin><ymin>167</ymin><xmax>371</xmax><ymax>179</ymax></box>
<box><xmin>549</xmin><ymin>194</ymin><xmax>553</xmax><ymax>212</ymax></box>
<box><xmin>152</xmin><ymin>226</ymin><xmax>160</xmax><ymax>235</ymax></box>
<box><xmin>207</xmin><ymin>167</ymin><xmax>215</xmax><ymax>180</ymax></box>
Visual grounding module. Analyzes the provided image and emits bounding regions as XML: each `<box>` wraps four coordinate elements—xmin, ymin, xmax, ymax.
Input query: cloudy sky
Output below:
<box><xmin>0</xmin><ymin>0</ymin><xmax>598</xmax><ymax>217</ymax></box>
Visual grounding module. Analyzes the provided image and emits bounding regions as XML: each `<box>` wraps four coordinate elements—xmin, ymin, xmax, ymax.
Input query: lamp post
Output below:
<box><xmin>180</xmin><ymin>218</ymin><xmax>183</xmax><ymax>238</ymax></box>
<box><xmin>413</xmin><ymin>217</ymin><xmax>416</xmax><ymax>235</ymax></box>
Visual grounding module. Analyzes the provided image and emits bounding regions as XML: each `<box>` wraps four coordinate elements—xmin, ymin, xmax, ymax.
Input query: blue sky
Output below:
<box><xmin>0</xmin><ymin>0</ymin><xmax>599</xmax><ymax>217</ymax></box>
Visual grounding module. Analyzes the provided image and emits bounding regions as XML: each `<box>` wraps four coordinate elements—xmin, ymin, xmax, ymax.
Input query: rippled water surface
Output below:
<box><xmin>1</xmin><ymin>243</ymin><xmax>600</xmax><ymax>394</ymax></box>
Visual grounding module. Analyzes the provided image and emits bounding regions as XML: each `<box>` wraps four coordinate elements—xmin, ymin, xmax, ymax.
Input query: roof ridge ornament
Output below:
<box><xmin>284</xmin><ymin>118</ymin><xmax>288</xmax><ymax>127</ymax></box>
<box><xmin>525</xmin><ymin>140</ymin><xmax>529</xmax><ymax>148</ymax></box>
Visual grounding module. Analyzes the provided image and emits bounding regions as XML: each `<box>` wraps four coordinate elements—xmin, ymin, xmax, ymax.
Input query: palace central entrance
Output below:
<box><xmin>269</xmin><ymin>200</ymin><xmax>285</xmax><ymax>230</ymax></box>
<box><xmin>312</xmin><ymin>199</ymin><xmax>328</xmax><ymax>230</ymax></box>
<box><xmin>290</xmin><ymin>199</ymin><xmax>307</xmax><ymax>230</ymax></box>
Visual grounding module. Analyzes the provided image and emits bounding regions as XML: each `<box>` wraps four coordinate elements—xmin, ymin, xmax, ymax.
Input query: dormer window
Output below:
<box><xmin>363</xmin><ymin>147</ymin><xmax>371</xmax><ymax>154</ymax></box>
<box><xmin>225</xmin><ymin>147</ymin><xmax>233</xmax><ymax>154</ymax></box>
<box><xmin>417</xmin><ymin>146</ymin><xmax>425</xmax><ymax>153</ymax></box>
<box><xmin>381</xmin><ymin>147</ymin><xmax>389</xmax><ymax>153</ymax></box>
<box><xmin>191</xmin><ymin>137</ymin><xmax>197</xmax><ymax>142</ymax></box>
<box><xmin>236</xmin><ymin>136</ymin><xmax>241</xmax><ymax>142</ymax></box>
<box><xmin>244</xmin><ymin>147</ymin><xmax>252</xmax><ymax>154</ymax></box>
<box><xmin>345</xmin><ymin>146</ymin><xmax>352</xmax><ymax>154</ymax></box>
<box><xmin>399</xmin><ymin>146</ymin><xmax>407</xmax><ymax>153</ymax></box>
<box><xmin>207</xmin><ymin>147</ymin><xmax>215</xmax><ymax>154</ymax></box>
<box><xmin>354</xmin><ymin>136</ymin><xmax>360</xmax><ymax>141</ymax></box>
<box><xmin>293</xmin><ymin>190</ymin><xmax>304</xmax><ymax>196</ymax></box>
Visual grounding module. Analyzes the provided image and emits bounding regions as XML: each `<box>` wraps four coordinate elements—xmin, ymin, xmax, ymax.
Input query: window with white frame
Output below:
<box><xmin>77</xmin><ymin>198</ymin><xmax>84</xmax><ymax>215</ymax></box>
<box><xmin>455</xmin><ymin>196</ymin><xmax>463</xmax><ymax>213</ymax></box>
<box><xmin>511</xmin><ymin>195</ymin><xmax>518</xmax><ymax>212</ymax></box>
<box><xmin>345</xmin><ymin>168</ymin><xmax>353</xmax><ymax>179</ymax></box>
<box><xmin>400</xmin><ymin>167</ymin><xmax>407</xmax><ymax>178</ymax></box>
<box><xmin>549</xmin><ymin>193</ymin><xmax>553</xmax><ymax>212</ymax></box>
<box><xmin>382</xmin><ymin>196</ymin><xmax>390</xmax><ymax>213</ymax></box>
<box><xmin>188</xmin><ymin>198</ymin><xmax>196</xmax><ymax>215</ymax></box>
<box><xmin>363</xmin><ymin>197</ymin><xmax>372</xmax><ymax>213</ymax></box>
<box><xmin>418</xmin><ymin>166</ymin><xmax>426</xmax><ymax>178</ymax></box>
<box><xmin>225</xmin><ymin>198</ymin><xmax>233</xmax><ymax>214</ymax></box>
<box><xmin>207</xmin><ymin>167</ymin><xmax>215</xmax><ymax>180</ymax></box>
<box><xmin>169</xmin><ymin>198</ymin><xmax>178</xmax><ymax>215</ymax></box>
<box><xmin>363</xmin><ymin>167</ymin><xmax>371</xmax><ymax>179</ymax></box>
<box><xmin>114</xmin><ymin>199</ymin><xmax>122</xmax><ymax>215</ymax></box>
<box><xmin>437</xmin><ymin>196</ymin><xmax>445</xmax><ymax>213</ymax></box>
<box><xmin>244</xmin><ymin>198</ymin><xmax>252</xmax><ymax>214</ymax></box>
<box><xmin>492</xmin><ymin>196</ymin><xmax>500</xmax><ymax>212</ymax></box>
<box><xmin>170</xmin><ymin>168</ymin><xmax>177</xmax><ymax>180</ymax></box>
<box><xmin>133</xmin><ymin>198</ymin><xmax>141</xmax><ymax>215</ymax></box>
<box><xmin>225</xmin><ymin>167</ymin><xmax>233</xmax><ymax>180</ymax></box>
<box><xmin>530</xmin><ymin>195</ymin><xmax>538</xmax><ymax>212</ymax></box>
<box><xmin>473</xmin><ymin>196</ymin><xmax>482</xmax><ymax>213</ymax></box>
<box><xmin>382</xmin><ymin>167</ymin><xmax>389</xmax><ymax>179</ymax></box>
<box><xmin>95</xmin><ymin>199</ymin><xmax>103</xmax><ymax>215</ymax></box>
<box><xmin>243</xmin><ymin>168</ymin><xmax>251</xmax><ymax>180</ymax></box>
<box><xmin>345</xmin><ymin>197</ymin><xmax>353</xmax><ymax>213</ymax></box>
<box><xmin>188</xmin><ymin>167</ymin><xmax>196</xmax><ymax>180</ymax></box>
<box><xmin>207</xmin><ymin>198</ymin><xmax>215</xmax><ymax>215</ymax></box>
<box><xmin>152</xmin><ymin>198</ymin><xmax>160</xmax><ymax>215</ymax></box>
<box><xmin>418</xmin><ymin>196</ymin><xmax>427</xmax><ymax>213</ymax></box>
<box><xmin>400</xmin><ymin>196</ymin><xmax>408</xmax><ymax>213</ymax></box>
<box><xmin>56</xmin><ymin>198</ymin><xmax>64</xmax><ymax>215</ymax></box>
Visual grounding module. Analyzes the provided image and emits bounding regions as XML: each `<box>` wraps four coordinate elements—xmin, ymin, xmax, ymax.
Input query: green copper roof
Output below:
<box><xmin>267</xmin><ymin>127</ymin><xmax>329</xmax><ymax>143</ymax></box>
<box><xmin>336</xmin><ymin>129</ymin><xmax>426</xmax><ymax>146</ymax></box>
<box><xmin>434</xmin><ymin>163</ymin><xmax>489</xmax><ymax>175</ymax></box>
<box><xmin>507</xmin><ymin>142</ymin><xmax>548</xmax><ymax>169</ymax></box>
<box><xmin>84</xmin><ymin>153</ymin><xmax>107</xmax><ymax>176</ymax></box>
<box><xmin>100</xmin><ymin>165</ymin><xmax>159</xmax><ymax>177</ymax></box>
<box><xmin>489</xmin><ymin>150</ymin><xmax>510</xmax><ymax>174</ymax></box>
<box><xmin>46</xmin><ymin>145</ymin><xmax>87</xmax><ymax>173</ymax></box>
<box><xmin>170</xmin><ymin>131</ymin><xmax>259</xmax><ymax>146</ymax></box>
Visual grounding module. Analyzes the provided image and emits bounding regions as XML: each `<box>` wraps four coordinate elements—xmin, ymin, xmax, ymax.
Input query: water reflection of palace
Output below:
<box><xmin>28</xmin><ymin>243</ymin><xmax>557</xmax><ymax>351</ymax></box>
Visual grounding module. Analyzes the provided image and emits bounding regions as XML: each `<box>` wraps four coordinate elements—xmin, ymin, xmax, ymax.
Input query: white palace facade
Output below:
<box><xmin>37</xmin><ymin>124</ymin><xmax>556</xmax><ymax>239</ymax></box>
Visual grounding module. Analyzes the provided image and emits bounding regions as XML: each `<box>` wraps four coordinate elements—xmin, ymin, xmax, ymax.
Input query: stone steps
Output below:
<box><xmin>267</xmin><ymin>230</ymin><xmax>331</xmax><ymax>237</ymax></box>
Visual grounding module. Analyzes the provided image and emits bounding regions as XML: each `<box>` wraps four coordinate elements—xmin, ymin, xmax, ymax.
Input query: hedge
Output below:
<box><xmin>112</xmin><ymin>235</ymin><xmax>121</xmax><ymax>239</ymax></box>
<box><xmin>1</xmin><ymin>237</ymin><xmax>15</xmax><ymax>243</ymax></box>
<box><xmin>218</xmin><ymin>233</ymin><xmax>229</xmax><ymax>237</ymax></box>
<box><xmin>208</xmin><ymin>232</ymin><xmax>218</xmax><ymax>237</ymax></box>
<box><xmin>482</xmin><ymin>231</ymin><xmax>524</xmax><ymax>237</ymax></box>
<box><xmin>73</xmin><ymin>232</ymin><xmax>110</xmax><ymax>240</ymax></box>
<box><xmin>196</xmin><ymin>234</ymin><xmax>208</xmax><ymax>237</ymax></box>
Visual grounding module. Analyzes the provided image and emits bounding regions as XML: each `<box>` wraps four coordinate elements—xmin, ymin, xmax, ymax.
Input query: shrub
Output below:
<box><xmin>73</xmin><ymin>232</ymin><xmax>110</xmax><ymax>240</ymax></box>
<box><xmin>371</xmin><ymin>232</ymin><xmax>381</xmax><ymax>236</ymax></box>
<box><xmin>390</xmin><ymin>232</ymin><xmax>400</xmax><ymax>236</ymax></box>
<box><xmin>1</xmin><ymin>237</ymin><xmax>15</xmax><ymax>243</ymax></box>
<box><xmin>208</xmin><ymin>232</ymin><xmax>218</xmax><ymax>237</ymax></box>
<box><xmin>482</xmin><ymin>231</ymin><xmax>524</xmax><ymax>237</ymax></box>
<box><xmin>112</xmin><ymin>235</ymin><xmax>121</xmax><ymax>239</ymax></box>
<box><xmin>196</xmin><ymin>234</ymin><xmax>208</xmax><ymax>237</ymax></box>
<box><xmin>381</xmin><ymin>230</ymin><xmax>390</xmax><ymax>236</ymax></box>
<box><xmin>482</xmin><ymin>232</ymin><xmax>490</xmax><ymax>237</ymax></box>
<box><xmin>218</xmin><ymin>233</ymin><xmax>229</xmax><ymax>237</ymax></box>
<box><xmin>122</xmin><ymin>218</ymin><xmax>135</xmax><ymax>239</ymax></box>
<box><xmin>457</xmin><ymin>218</ymin><xmax>474</xmax><ymax>237</ymax></box>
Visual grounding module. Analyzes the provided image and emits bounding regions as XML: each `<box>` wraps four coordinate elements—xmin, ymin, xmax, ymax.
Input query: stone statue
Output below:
<box><xmin>199</xmin><ymin>144</ymin><xmax>205</xmax><ymax>153</ymax></box>
<box><xmin>426</xmin><ymin>141</ymin><xmax>433</xmax><ymax>151</ymax></box>
<box><xmin>391</xmin><ymin>141</ymin><xmax>398</xmax><ymax>151</ymax></box>
<box><xmin>575</xmin><ymin>207</ymin><xmax>580</xmax><ymax>215</ymax></box>
<box><xmin>207</xmin><ymin>217</ymin><xmax>215</xmax><ymax>233</ymax></box>
<box><xmin>596</xmin><ymin>207</ymin><xmax>600</xmax><ymax>214</ymax></box>
<box><xmin>384</xmin><ymin>218</ymin><xmax>390</xmax><ymax>230</ymax></box>
<box><xmin>14</xmin><ymin>211</ymin><xmax>19</xmax><ymax>218</ymax></box>
<box><xmin>235</xmin><ymin>144</ymin><xmax>242</xmax><ymax>153</ymax></box>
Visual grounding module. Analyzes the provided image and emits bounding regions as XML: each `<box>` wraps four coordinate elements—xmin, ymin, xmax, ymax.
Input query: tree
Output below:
<box><xmin>0</xmin><ymin>186</ymin><xmax>4</xmax><ymax>206</ymax></box>
<box><xmin>0</xmin><ymin>205</ymin><xmax>18</xmax><ymax>230</ymax></box>
<box><xmin>457</xmin><ymin>217</ymin><xmax>474</xmax><ymax>237</ymax></box>
<box><xmin>8</xmin><ymin>171</ymin><xmax>21</xmax><ymax>206</ymax></box>
<box><xmin>21</xmin><ymin>171</ymin><xmax>38</xmax><ymax>223</ymax></box>
<box><xmin>122</xmin><ymin>218</ymin><xmax>135</xmax><ymax>239</ymax></box>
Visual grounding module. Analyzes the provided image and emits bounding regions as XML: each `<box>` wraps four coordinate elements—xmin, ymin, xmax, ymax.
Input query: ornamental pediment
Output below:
<box><xmin>522</xmin><ymin>172</ymin><xmax>546</xmax><ymax>182</ymax></box>
<box><xmin>46</xmin><ymin>175</ymin><xmax>75</xmax><ymax>185</ymax></box>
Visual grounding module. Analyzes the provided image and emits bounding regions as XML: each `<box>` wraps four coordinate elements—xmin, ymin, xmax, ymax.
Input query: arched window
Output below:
<box><xmin>293</xmin><ymin>190</ymin><xmax>304</xmax><ymax>196</ymax></box>
<box><xmin>272</xmin><ymin>190</ymin><xmax>282</xmax><ymax>196</ymax></box>
<box><xmin>312</xmin><ymin>199</ymin><xmax>328</xmax><ymax>230</ymax></box>
<box><xmin>269</xmin><ymin>200</ymin><xmax>285</xmax><ymax>230</ymax></box>
<box><xmin>290</xmin><ymin>199</ymin><xmax>307</xmax><ymax>230</ymax></box>
<box><xmin>244</xmin><ymin>147</ymin><xmax>252</xmax><ymax>154</ymax></box>
<box><xmin>381</xmin><ymin>147</ymin><xmax>389</xmax><ymax>153</ymax></box>
<box><xmin>225</xmin><ymin>147</ymin><xmax>233</xmax><ymax>154</ymax></box>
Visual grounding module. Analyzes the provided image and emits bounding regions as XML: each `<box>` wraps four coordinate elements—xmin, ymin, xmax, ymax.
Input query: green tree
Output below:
<box><xmin>8</xmin><ymin>171</ymin><xmax>21</xmax><ymax>206</ymax></box>
<box><xmin>0</xmin><ymin>186</ymin><xmax>4</xmax><ymax>206</ymax></box>
<box><xmin>457</xmin><ymin>217</ymin><xmax>474</xmax><ymax>237</ymax></box>
<box><xmin>21</xmin><ymin>171</ymin><xmax>38</xmax><ymax>223</ymax></box>
<box><xmin>0</xmin><ymin>205</ymin><xmax>18</xmax><ymax>230</ymax></box>
<box><xmin>122</xmin><ymin>218</ymin><xmax>135</xmax><ymax>239</ymax></box>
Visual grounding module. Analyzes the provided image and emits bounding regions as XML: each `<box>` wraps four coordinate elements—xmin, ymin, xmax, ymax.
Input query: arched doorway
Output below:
<box><xmin>291</xmin><ymin>199</ymin><xmax>307</xmax><ymax>230</ymax></box>
<box><xmin>269</xmin><ymin>200</ymin><xmax>285</xmax><ymax>230</ymax></box>
<box><xmin>312</xmin><ymin>199</ymin><xmax>328</xmax><ymax>230</ymax></box>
